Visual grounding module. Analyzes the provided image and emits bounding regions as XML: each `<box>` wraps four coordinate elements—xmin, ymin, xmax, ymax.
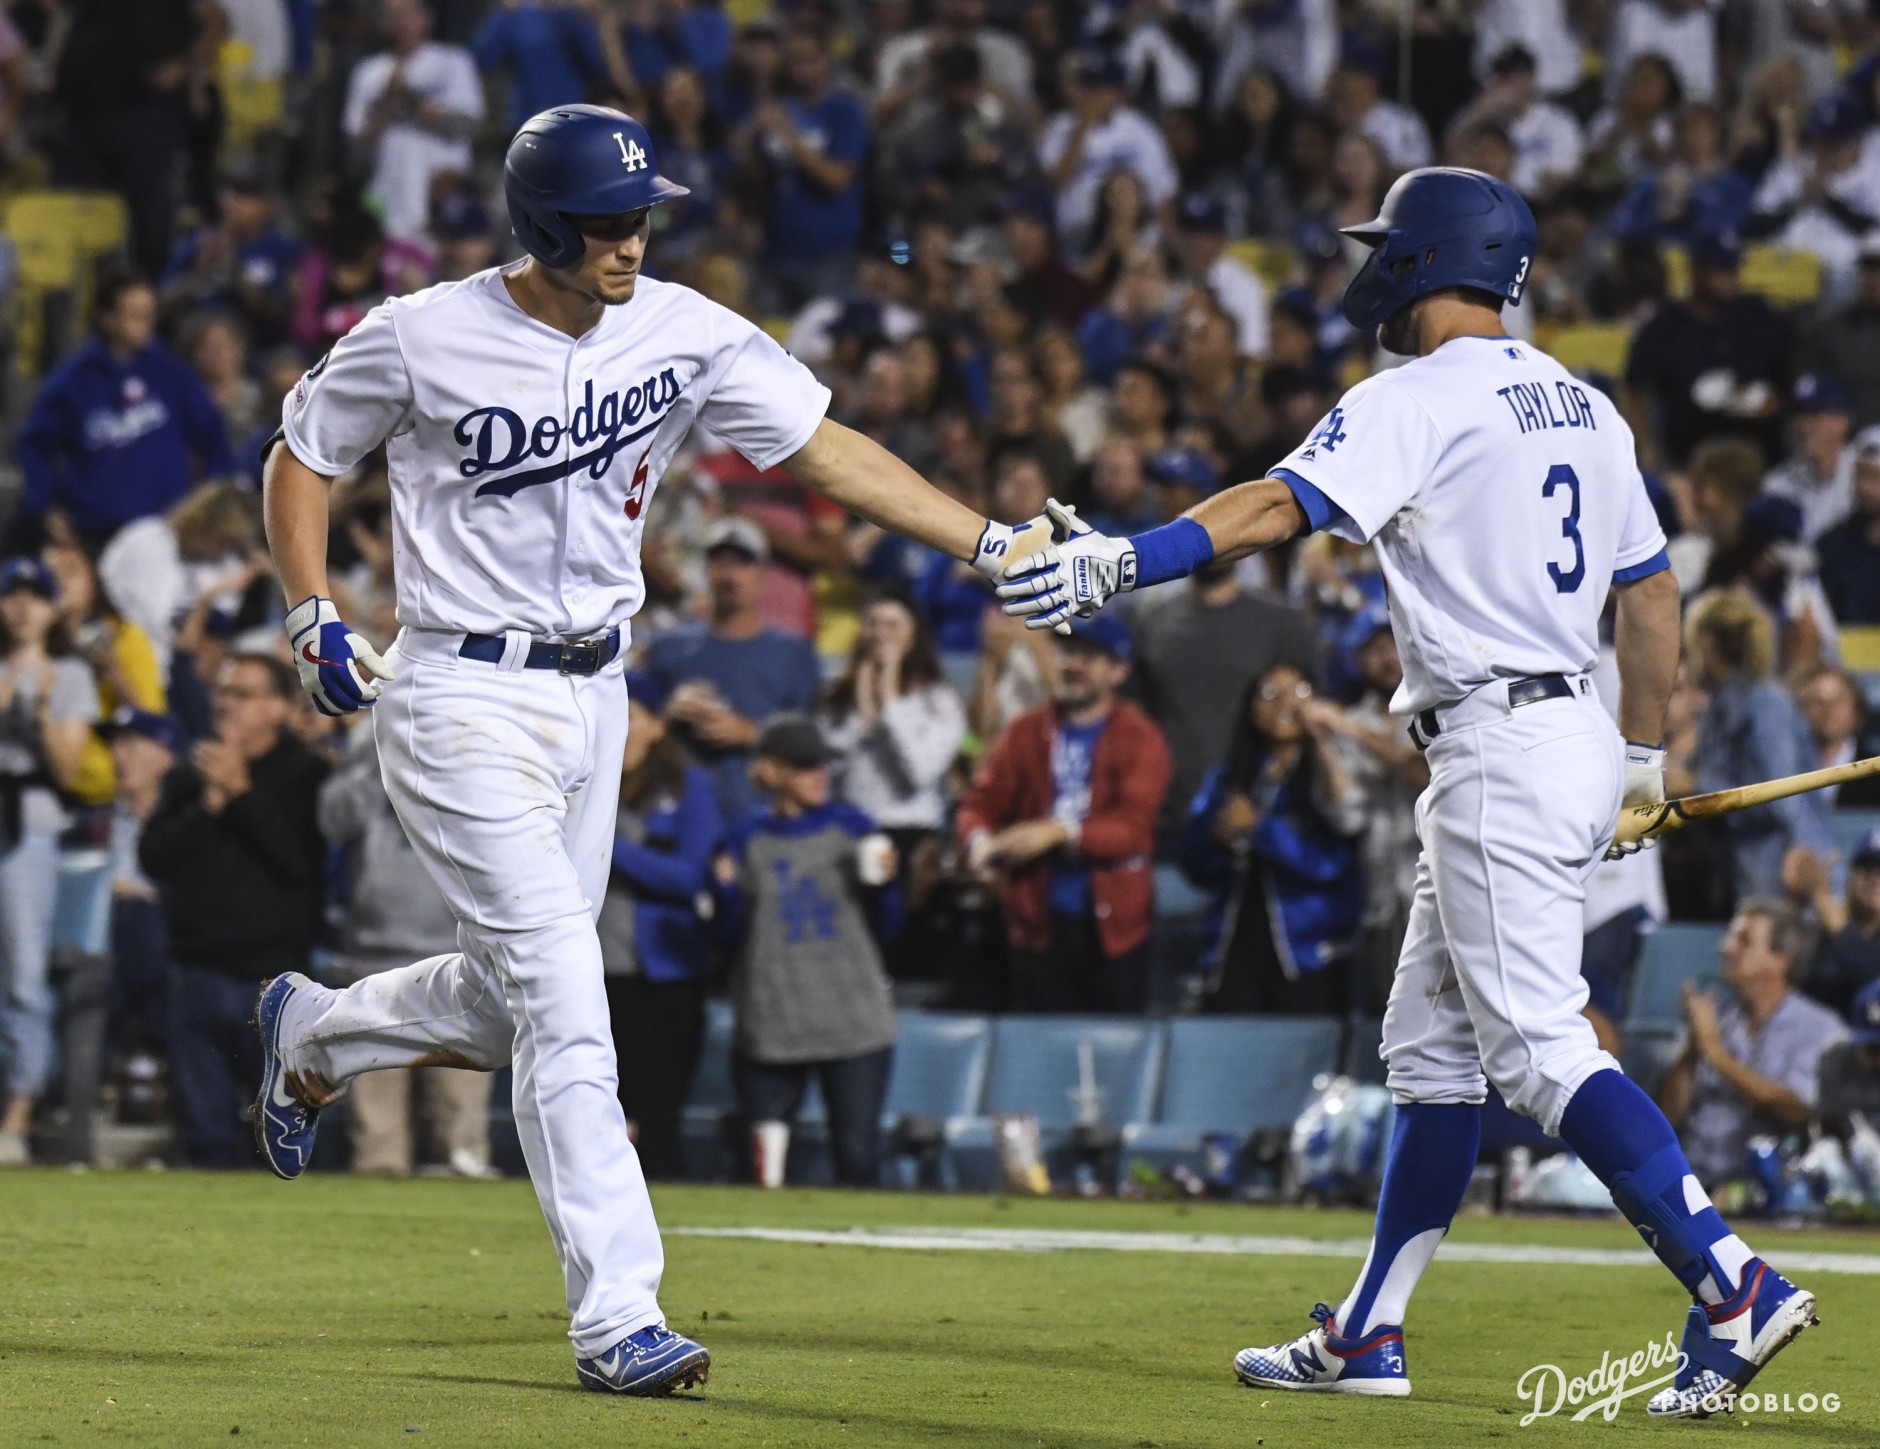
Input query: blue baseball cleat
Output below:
<box><xmin>1646</xmin><ymin>1259</ymin><xmax>1818</xmax><ymax>1419</ymax></box>
<box><xmin>253</xmin><ymin>972</ymin><xmax>321</xmax><ymax>1180</ymax></box>
<box><xmin>1234</xmin><ymin>1302</ymin><xmax>1411</xmax><ymax>1397</ymax></box>
<box><xmin>577</xmin><ymin>1326</ymin><xmax>711</xmax><ymax>1396</ymax></box>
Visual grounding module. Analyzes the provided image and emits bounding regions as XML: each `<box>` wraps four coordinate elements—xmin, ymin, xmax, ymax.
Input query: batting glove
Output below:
<box><xmin>285</xmin><ymin>595</ymin><xmax>394</xmax><ymax>717</ymax></box>
<box><xmin>995</xmin><ymin>500</ymin><xmax>1137</xmax><ymax>630</ymax></box>
<box><xmin>1606</xmin><ymin>740</ymin><xmax>1666</xmax><ymax>860</ymax></box>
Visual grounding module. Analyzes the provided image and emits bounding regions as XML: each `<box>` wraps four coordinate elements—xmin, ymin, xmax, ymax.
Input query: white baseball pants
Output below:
<box><xmin>1380</xmin><ymin>680</ymin><xmax>1625</xmax><ymax>1136</ymax></box>
<box><xmin>280</xmin><ymin>629</ymin><xmax>664</xmax><ymax>1358</ymax></box>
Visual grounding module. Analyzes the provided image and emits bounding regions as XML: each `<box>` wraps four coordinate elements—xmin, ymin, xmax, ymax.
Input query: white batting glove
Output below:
<box><xmin>1606</xmin><ymin>740</ymin><xmax>1666</xmax><ymax>860</ymax></box>
<box><xmin>995</xmin><ymin>500</ymin><xmax>1137</xmax><ymax>630</ymax></box>
<box><xmin>285</xmin><ymin>596</ymin><xmax>394</xmax><ymax>717</ymax></box>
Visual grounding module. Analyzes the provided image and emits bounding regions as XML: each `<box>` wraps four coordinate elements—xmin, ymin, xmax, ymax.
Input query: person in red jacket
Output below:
<box><xmin>957</xmin><ymin>613</ymin><xmax>1171</xmax><ymax>1012</ymax></box>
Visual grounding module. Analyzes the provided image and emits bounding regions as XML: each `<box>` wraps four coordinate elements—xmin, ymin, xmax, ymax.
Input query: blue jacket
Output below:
<box><xmin>609</xmin><ymin>765</ymin><xmax>723</xmax><ymax>983</ymax></box>
<box><xmin>20</xmin><ymin>338</ymin><xmax>234</xmax><ymax>532</ymax></box>
<box><xmin>1180</xmin><ymin>764</ymin><xmax>1363</xmax><ymax>978</ymax></box>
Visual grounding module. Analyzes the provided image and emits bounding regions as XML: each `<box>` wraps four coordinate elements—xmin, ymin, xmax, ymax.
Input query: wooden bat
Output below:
<box><xmin>1615</xmin><ymin>755</ymin><xmax>1880</xmax><ymax>845</ymax></box>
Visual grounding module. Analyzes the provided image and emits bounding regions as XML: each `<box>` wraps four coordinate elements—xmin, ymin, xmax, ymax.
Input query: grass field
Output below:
<box><xmin>7</xmin><ymin>1172</ymin><xmax>1877</xmax><ymax>1447</ymax></box>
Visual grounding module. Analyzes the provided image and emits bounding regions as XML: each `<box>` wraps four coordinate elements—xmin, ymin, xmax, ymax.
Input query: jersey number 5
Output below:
<box><xmin>623</xmin><ymin>446</ymin><xmax>652</xmax><ymax>520</ymax></box>
<box><xmin>1541</xmin><ymin>463</ymin><xmax>1585</xmax><ymax>594</ymax></box>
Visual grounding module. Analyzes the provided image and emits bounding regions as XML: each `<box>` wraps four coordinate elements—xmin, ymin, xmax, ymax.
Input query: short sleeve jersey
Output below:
<box><xmin>1272</xmin><ymin>336</ymin><xmax>1668</xmax><ymax>715</ymax></box>
<box><xmin>280</xmin><ymin>268</ymin><xmax>832</xmax><ymax>640</ymax></box>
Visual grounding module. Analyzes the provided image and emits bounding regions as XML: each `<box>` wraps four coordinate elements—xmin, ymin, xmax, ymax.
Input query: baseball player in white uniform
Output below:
<box><xmin>251</xmin><ymin>105</ymin><xmax>1045</xmax><ymax>1397</ymax></box>
<box><xmin>998</xmin><ymin>168</ymin><xmax>1819</xmax><ymax>1420</ymax></box>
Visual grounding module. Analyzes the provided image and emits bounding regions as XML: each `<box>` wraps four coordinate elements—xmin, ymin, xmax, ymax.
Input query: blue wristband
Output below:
<box><xmin>1128</xmin><ymin>517</ymin><xmax>1215</xmax><ymax>588</ymax></box>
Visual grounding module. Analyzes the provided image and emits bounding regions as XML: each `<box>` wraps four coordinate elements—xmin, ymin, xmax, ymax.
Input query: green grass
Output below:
<box><xmin>6</xmin><ymin>1172</ymin><xmax>1877</xmax><ymax>1446</ymax></box>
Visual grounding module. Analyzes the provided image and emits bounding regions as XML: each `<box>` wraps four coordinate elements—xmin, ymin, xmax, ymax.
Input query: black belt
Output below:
<box><xmin>458</xmin><ymin>627</ymin><xmax>621</xmax><ymax>675</ymax></box>
<box><xmin>1412</xmin><ymin>673</ymin><xmax>1576</xmax><ymax>749</ymax></box>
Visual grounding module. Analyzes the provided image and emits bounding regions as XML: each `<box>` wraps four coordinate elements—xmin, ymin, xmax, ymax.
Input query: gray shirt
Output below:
<box><xmin>732</xmin><ymin>812</ymin><xmax>897</xmax><ymax>1065</ymax></box>
<box><xmin>0</xmin><ymin>655</ymin><xmax>98</xmax><ymax>834</ymax></box>
<box><xmin>1685</xmin><ymin>990</ymin><xmax>1848</xmax><ymax>1187</ymax></box>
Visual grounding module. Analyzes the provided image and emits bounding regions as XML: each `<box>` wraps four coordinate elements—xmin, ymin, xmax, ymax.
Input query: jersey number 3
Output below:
<box><xmin>1541</xmin><ymin>463</ymin><xmax>1585</xmax><ymax>594</ymax></box>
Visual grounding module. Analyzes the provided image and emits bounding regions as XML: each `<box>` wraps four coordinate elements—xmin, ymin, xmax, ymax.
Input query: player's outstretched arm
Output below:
<box><xmin>263</xmin><ymin>443</ymin><xmax>393</xmax><ymax>716</ymax></box>
<box><xmin>781</xmin><ymin>418</ymin><xmax>1048</xmax><ymax>580</ymax></box>
<box><xmin>996</xmin><ymin>477</ymin><xmax>1306</xmax><ymax>628</ymax></box>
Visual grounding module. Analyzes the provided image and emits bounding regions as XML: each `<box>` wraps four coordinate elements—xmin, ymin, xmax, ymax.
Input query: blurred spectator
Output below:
<box><xmin>1473</xmin><ymin>0</ymin><xmax>1581</xmax><ymax>97</ymax></box>
<box><xmin>429</xmin><ymin>192</ymin><xmax>501</xmax><ymax>282</ymax></box>
<box><xmin>985</xmin><ymin>349</ymin><xmax>1074</xmax><ymax>491</ymax></box>
<box><xmin>645</xmin><ymin>518</ymin><xmax>822</xmax><ymax>825</ymax></box>
<box><xmin>599</xmin><ymin>678</ymin><xmax>721</xmax><ymax>1181</ymax></box>
<box><xmin>1180</xmin><ymin>663</ymin><xmax>1364</xmax><ymax>1015</ymax></box>
<box><xmin>741</xmin><ymin>26</ymin><xmax>869</xmax><ymax>311</ymax></box>
<box><xmin>1764</xmin><ymin>373</ymin><xmax>1855</xmax><ymax>542</ymax></box>
<box><xmin>18</xmin><ymin>275</ymin><xmax>234</xmax><ymax>547</ymax></box>
<box><xmin>1793</xmin><ymin>663</ymin><xmax>1880</xmax><ymax>807</ymax></box>
<box><xmin>472</xmin><ymin>0</ymin><xmax>614</xmax><ymax>131</ymax></box>
<box><xmin>344</xmin><ymin>0</ymin><xmax>485</xmax><ymax>240</ymax></box>
<box><xmin>1658</xmin><ymin>898</ymin><xmax>1846</xmax><ymax>1191</ymax></box>
<box><xmin>1173</xmin><ymin>304</ymin><xmax>1262</xmax><ymax>452</ymax></box>
<box><xmin>53</xmin><ymin>0</ymin><xmax>202</xmax><ymax>277</ymax></box>
<box><xmin>319</xmin><ymin>722</ymin><xmax>492</xmax><ymax>1177</ymax></box>
<box><xmin>159</xmin><ymin>165</ymin><xmax>302</xmax><ymax>346</ymax></box>
<box><xmin>97</xmin><ymin>483</ymin><xmax>262</xmax><ymax>680</ymax></box>
<box><xmin>960</xmin><ymin>454</ymin><xmax>1052</xmax><ymax>725</ymax></box>
<box><xmin>1586</xmin><ymin>54</ymin><xmax>1681</xmax><ymax>191</ymax></box>
<box><xmin>1006</xmin><ymin>197</ymin><xmax>1100</xmax><ymax>330</ymax></box>
<box><xmin>1796</xmin><ymin>232</ymin><xmax>1880</xmax><ymax>428</ymax></box>
<box><xmin>1080</xmin><ymin>436</ymin><xmax>1158</xmax><ymax>537</ymax></box>
<box><xmin>876</xmin><ymin>41</ymin><xmax>1037</xmax><ymax>232</ymax></box>
<box><xmin>1316</xmin><ymin>609</ymin><xmax>1427</xmax><ymax>1013</ymax></box>
<box><xmin>1214</xmin><ymin>0</ymin><xmax>1338</xmax><ymax>112</ymax></box>
<box><xmin>139</xmin><ymin>653</ymin><xmax>327</xmax><ymax>1168</ymax></box>
<box><xmin>1170</xmin><ymin>193</ymin><xmax>1268</xmax><ymax>359</ymax></box>
<box><xmin>1815</xmin><ymin>977</ymin><xmax>1880</xmax><ymax>1154</ymax></box>
<box><xmin>1817</xmin><ymin>430</ymin><xmax>1880</xmax><ymax>624</ymax></box>
<box><xmin>1686</xmin><ymin>590</ymin><xmax>1837</xmax><ymax>901</ymax></box>
<box><xmin>958</xmin><ymin>616</ymin><xmax>1170</xmax><ymax>1012</ymax></box>
<box><xmin>1130</xmin><ymin>556</ymin><xmax>1315</xmax><ymax>851</ymax></box>
<box><xmin>1797</xmin><ymin>829</ymin><xmax>1880</xmax><ymax>1018</ymax></box>
<box><xmin>1038</xmin><ymin>50</ymin><xmax>1178</xmax><ymax>253</ymax></box>
<box><xmin>787</xmin><ymin>250</ymin><xmax>923</xmax><ymax>370</ymax></box>
<box><xmin>180</xmin><ymin>311</ymin><xmax>265</xmax><ymax>445</ymax></box>
<box><xmin>1078</xmin><ymin>169</ymin><xmax>1161</xmax><ymax>295</ymax></box>
<box><xmin>646</xmin><ymin>67</ymin><xmax>733</xmax><ymax>261</ymax></box>
<box><xmin>1450</xmin><ymin>44</ymin><xmax>1583</xmax><ymax>200</ymax></box>
<box><xmin>1749</xmin><ymin>92</ymin><xmax>1880</xmax><ymax>302</ymax></box>
<box><xmin>292</xmin><ymin>188</ymin><xmax>435</xmax><ymax>356</ymax></box>
<box><xmin>1033</xmin><ymin>325</ymin><xmax>1107</xmax><ymax>463</ymax></box>
<box><xmin>41</xmin><ymin>541</ymin><xmax>165</xmax><ymax>808</ymax></box>
<box><xmin>874</xmin><ymin>0</ymin><xmax>1034</xmax><ymax>118</ymax></box>
<box><xmin>1623</xmin><ymin>232</ymin><xmax>1790</xmax><ymax>471</ymax></box>
<box><xmin>613</xmin><ymin>0</ymin><xmax>733</xmax><ymax>105</ymax></box>
<box><xmin>1076</xmin><ymin>249</ymin><xmax>1177</xmax><ymax>386</ymax></box>
<box><xmin>0</xmin><ymin>558</ymin><xmax>98</xmax><ymax>1165</ymax></box>
<box><xmin>717</xmin><ymin>716</ymin><xmax>900</xmax><ymax>1186</ymax></box>
<box><xmin>1327</xmin><ymin>38</ymin><xmax>1431</xmax><ymax>173</ymax></box>
<box><xmin>1610</xmin><ymin>2</ymin><xmax>1717</xmax><ymax>104</ymax></box>
<box><xmin>1608</xmin><ymin>102</ymin><xmax>1751</xmax><ymax>247</ymax></box>
<box><xmin>822</xmin><ymin>589</ymin><xmax>966</xmax><ymax>837</ymax></box>
<box><xmin>103</xmin><ymin>709</ymin><xmax>182</xmax><ymax>1100</ymax></box>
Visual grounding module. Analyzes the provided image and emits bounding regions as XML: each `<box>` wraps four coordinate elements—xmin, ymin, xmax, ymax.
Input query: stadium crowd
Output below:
<box><xmin>0</xmin><ymin>0</ymin><xmax>1877</xmax><ymax>1207</ymax></box>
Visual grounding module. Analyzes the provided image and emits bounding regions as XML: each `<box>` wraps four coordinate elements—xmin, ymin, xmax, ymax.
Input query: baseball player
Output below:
<box><xmin>999</xmin><ymin>168</ymin><xmax>1817</xmax><ymax>1419</ymax></box>
<box><xmin>251</xmin><ymin>105</ymin><xmax>1043</xmax><ymax>1396</ymax></box>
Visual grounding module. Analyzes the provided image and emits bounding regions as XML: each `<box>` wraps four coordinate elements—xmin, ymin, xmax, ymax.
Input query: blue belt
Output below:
<box><xmin>458</xmin><ymin>627</ymin><xmax>621</xmax><ymax>675</ymax></box>
<box><xmin>1411</xmin><ymin>673</ymin><xmax>1574</xmax><ymax>749</ymax></box>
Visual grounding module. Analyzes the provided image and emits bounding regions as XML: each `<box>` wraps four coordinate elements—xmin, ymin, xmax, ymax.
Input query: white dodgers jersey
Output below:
<box><xmin>1272</xmin><ymin>335</ymin><xmax>1669</xmax><ymax>715</ymax></box>
<box><xmin>280</xmin><ymin>267</ymin><xmax>832</xmax><ymax>639</ymax></box>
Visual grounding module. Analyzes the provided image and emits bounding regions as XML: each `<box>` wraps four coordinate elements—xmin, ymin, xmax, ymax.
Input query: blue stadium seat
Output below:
<box><xmin>1124</xmin><ymin>1016</ymin><xmax>1341</xmax><ymax>1171</ymax></box>
<box><xmin>1343</xmin><ymin>1017</ymin><xmax>1386</xmax><ymax>1085</ymax></box>
<box><xmin>52</xmin><ymin>850</ymin><xmax>113</xmax><ymax>957</ymax></box>
<box><xmin>1620</xmin><ymin>1026</ymin><xmax>1685</xmax><ymax>1097</ymax></box>
<box><xmin>946</xmin><ymin>1018</ymin><xmax>1166</xmax><ymax>1190</ymax></box>
<box><xmin>1625</xmin><ymin>923</ymin><xmax>1724</xmax><ymax>1029</ymax></box>
<box><xmin>1834</xmin><ymin>809</ymin><xmax>1880</xmax><ymax>861</ymax></box>
<box><xmin>882</xmin><ymin>1011</ymin><xmax>991</xmax><ymax>1126</ymax></box>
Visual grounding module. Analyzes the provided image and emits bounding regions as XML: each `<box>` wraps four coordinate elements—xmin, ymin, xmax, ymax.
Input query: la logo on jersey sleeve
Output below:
<box><xmin>1296</xmin><ymin>405</ymin><xmax>1347</xmax><ymax>463</ymax></box>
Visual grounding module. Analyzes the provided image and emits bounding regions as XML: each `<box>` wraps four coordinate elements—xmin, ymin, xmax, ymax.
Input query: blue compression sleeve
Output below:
<box><xmin>1127</xmin><ymin>517</ymin><xmax>1215</xmax><ymax>587</ymax></box>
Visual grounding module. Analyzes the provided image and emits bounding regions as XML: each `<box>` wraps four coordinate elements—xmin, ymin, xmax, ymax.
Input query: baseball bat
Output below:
<box><xmin>1614</xmin><ymin>755</ymin><xmax>1880</xmax><ymax>845</ymax></box>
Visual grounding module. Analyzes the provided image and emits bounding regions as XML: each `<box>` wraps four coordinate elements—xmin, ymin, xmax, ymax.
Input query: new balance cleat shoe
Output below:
<box><xmin>253</xmin><ymin>973</ymin><xmax>321</xmax><ymax>1180</ymax></box>
<box><xmin>1646</xmin><ymin>1260</ymin><xmax>1819</xmax><ymax>1419</ymax></box>
<box><xmin>1234</xmin><ymin>1302</ymin><xmax>1411</xmax><ymax>1397</ymax></box>
<box><xmin>577</xmin><ymin>1326</ymin><xmax>711</xmax><ymax>1396</ymax></box>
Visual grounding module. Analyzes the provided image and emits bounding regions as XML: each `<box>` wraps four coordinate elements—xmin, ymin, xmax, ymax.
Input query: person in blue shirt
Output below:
<box><xmin>159</xmin><ymin>165</ymin><xmax>303</xmax><ymax>347</ymax></box>
<box><xmin>739</xmin><ymin>25</ymin><xmax>869</xmax><ymax>310</ymax></box>
<box><xmin>646</xmin><ymin>66</ymin><xmax>733</xmax><ymax>261</ymax></box>
<box><xmin>645</xmin><ymin>518</ymin><xmax>823</xmax><ymax>825</ymax></box>
<box><xmin>18</xmin><ymin>275</ymin><xmax>234</xmax><ymax>547</ymax></box>
<box><xmin>599</xmin><ymin>673</ymin><xmax>724</xmax><ymax>1181</ymax></box>
<box><xmin>472</xmin><ymin>1</ymin><xmax>614</xmax><ymax>132</ymax></box>
<box><xmin>617</xmin><ymin>0</ymin><xmax>733</xmax><ymax>109</ymax></box>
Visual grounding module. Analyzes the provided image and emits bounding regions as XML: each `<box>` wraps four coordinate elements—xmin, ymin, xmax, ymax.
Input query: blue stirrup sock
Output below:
<box><xmin>1557</xmin><ymin>1068</ymin><xmax>1751</xmax><ymax>1304</ymax></box>
<box><xmin>1335</xmin><ymin>1102</ymin><xmax>1481</xmax><ymax>1336</ymax></box>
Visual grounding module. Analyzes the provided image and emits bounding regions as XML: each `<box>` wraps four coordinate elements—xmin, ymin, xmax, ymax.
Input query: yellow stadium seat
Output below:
<box><xmin>761</xmin><ymin>316</ymin><xmax>793</xmax><ymax>344</ymax></box>
<box><xmin>218</xmin><ymin>40</ymin><xmax>285</xmax><ymax>149</ymax></box>
<box><xmin>1842</xmin><ymin>627</ymin><xmax>1880</xmax><ymax>671</ymax></box>
<box><xmin>1534</xmin><ymin>320</ymin><xmax>1634</xmax><ymax>378</ymax></box>
<box><xmin>6</xmin><ymin>190</ymin><xmax>130</xmax><ymax>373</ymax></box>
<box><xmin>1228</xmin><ymin>238</ymin><xmax>1296</xmax><ymax>293</ymax></box>
<box><xmin>1740</xmin><ymin>245</ymin><xmax>1821</xmax><ymax>306</ymax></box>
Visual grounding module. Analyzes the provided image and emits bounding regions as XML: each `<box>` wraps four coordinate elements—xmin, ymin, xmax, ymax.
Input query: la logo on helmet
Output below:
<box><xmin>613</xmin><ymin>132</ymin><xmax>647</xmax><ymax>172</ymax></box>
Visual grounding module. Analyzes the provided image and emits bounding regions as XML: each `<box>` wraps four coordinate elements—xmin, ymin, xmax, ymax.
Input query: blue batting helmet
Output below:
<box><xmin>1338</xmin><ymin>167</ymin><xmax>1537</xmax><ymax>331</ymax></box>
<box><xmin>503</xmin><ymin>105</ymin><xmax>690</xmax><ymax>269</ymax></box>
